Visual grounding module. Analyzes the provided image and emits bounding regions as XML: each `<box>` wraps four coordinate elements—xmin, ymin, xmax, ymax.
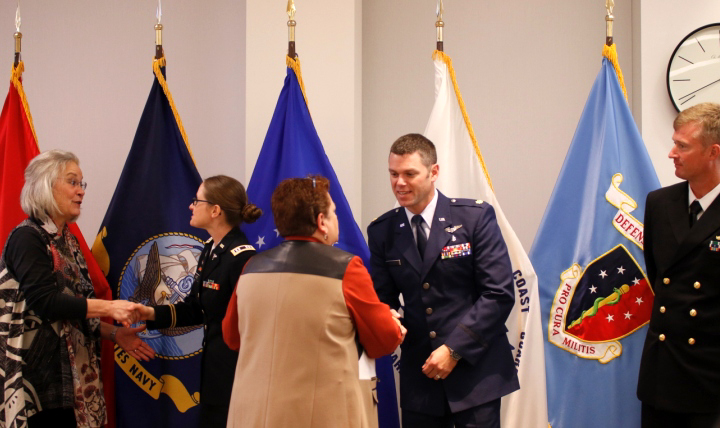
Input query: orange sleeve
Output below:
<box><xmin>342</xmin><ymin>256</ymin><xmax>403</xmax><ymax>358</ymax></box>
<box><xmin>222</xmin><ymin>284</ymin><xmax>240</xmax><ymax>350</ymax></box>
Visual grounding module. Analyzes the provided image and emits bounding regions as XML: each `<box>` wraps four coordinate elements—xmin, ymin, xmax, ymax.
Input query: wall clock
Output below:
<box><xmin>667</xmin><ymin>23</ymin><xmax>720</xmax><ymax>111</ymax></box>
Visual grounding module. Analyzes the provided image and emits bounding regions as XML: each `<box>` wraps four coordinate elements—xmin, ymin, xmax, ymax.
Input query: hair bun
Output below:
<box><xmin>242</xmin><ymin>203</ymin><xmax>262</xmax><ymax>224</ymax></box>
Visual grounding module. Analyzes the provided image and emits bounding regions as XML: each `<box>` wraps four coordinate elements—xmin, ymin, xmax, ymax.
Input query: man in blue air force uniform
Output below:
<box><xmin>367</xmin><ymin>134</ymin><xmax>519</xmax><ymax>428</ymax></box>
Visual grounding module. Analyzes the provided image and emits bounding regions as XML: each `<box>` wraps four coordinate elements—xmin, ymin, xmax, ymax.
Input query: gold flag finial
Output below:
<box><xmin>436</xmin><ymin>0</ymin><xmax>445</xmax><ymax>52</ymax></box>
<box><xmin>14</xmin><ymin>1</ymin><xmax>21</xmax><ymax>67</ymax></box>
<box><xmin>155</xmin><ymin>0</ymin><xmax>163</xmax><ymax>59</ymax></box>
<box><xmin>605</xmin><ymin>0</ymin><xmax>615</xmax><ymax>46</ymax></box>
<box><xmin>287</xmin><ymin>0</ymin><xmax>297</xmax><ymax>58</ymax></box>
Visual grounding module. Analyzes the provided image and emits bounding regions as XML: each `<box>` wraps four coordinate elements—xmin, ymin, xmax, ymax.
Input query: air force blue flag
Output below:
<box><xmin>92</xmin><ymin>57</ymin><xmax>206</xmax><ymax>428</ymax></box>
<box><xmin>530</xmin><ymin>45</ymin><xmax>660</xmax><ymax>428</ymax></box>
<box><xmin>243</xmin><ymin>57</ymin><xmax>400</xmax><ymax>428</ymax></box>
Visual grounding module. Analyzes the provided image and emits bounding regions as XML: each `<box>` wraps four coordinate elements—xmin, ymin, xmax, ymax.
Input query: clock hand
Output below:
<box><xmin>678</xmin><ymin>77</ymin><xmax>720</xmax><ymax>100</ymax></box>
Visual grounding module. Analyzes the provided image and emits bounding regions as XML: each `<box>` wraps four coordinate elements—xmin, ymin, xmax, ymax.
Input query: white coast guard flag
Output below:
<box><xmin>424</xmin><ymin>51</ymin><xmax>549</xmax><ymax>428</ymax></box>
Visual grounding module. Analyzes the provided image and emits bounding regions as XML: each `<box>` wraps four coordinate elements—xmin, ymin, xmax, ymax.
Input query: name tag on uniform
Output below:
<box><xmin>709</xmin><ymin>239</ymin><xmax>720</xmax><ymax>252</ymax></box>
<box><xmin>441</xmin><ymin>243</ymin><xmax>471</xmax><ymax>259</ymax></box>
<box><xmin>203</xmin><ymin>279</ymin><xmax>220</xmax><ymax>290</ymax></box>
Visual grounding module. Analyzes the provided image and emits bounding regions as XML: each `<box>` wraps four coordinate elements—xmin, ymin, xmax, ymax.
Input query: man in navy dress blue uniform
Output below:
<box><xmin>638</xmin><ymin>103</ymin><xmax>720</xmax><ymax>428</ymax></box>
<box><xmin>367</xmin><ymin>134</ymin><xmax>519</xmax><ymax>428</ymax></box>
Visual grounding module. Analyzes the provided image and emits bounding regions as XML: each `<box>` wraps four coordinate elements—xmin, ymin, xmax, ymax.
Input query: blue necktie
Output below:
<box><xmin>412</xmin><ymin>215</ymin><xmax>427</xmax><ymax>259</ymax></box>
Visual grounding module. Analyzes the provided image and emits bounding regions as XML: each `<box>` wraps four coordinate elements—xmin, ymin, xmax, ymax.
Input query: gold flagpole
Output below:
<box><xmin>436</xmin><ymin>0</ymin><xmax>444</xmax><ymax>52</ymax></box>
<box><xmin>287</xmin><ymin>0</ymin><xmax>297</xmax><ymax>58</ymax></box>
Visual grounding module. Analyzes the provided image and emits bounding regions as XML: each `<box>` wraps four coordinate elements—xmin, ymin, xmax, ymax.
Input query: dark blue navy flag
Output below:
<box><xmin>530</xmin><ymin>45</ymin><xmax>660</xmax><ymax>428</ymax></box>
<box><xmin>243</xmin><ymin>57</ymin><xmax>400</xmax><ymax>428</ymax></box>
<box><xmin>92</xmin><ymin>57</ymin><xmax>207</xmax><ymax>428</ymax></box>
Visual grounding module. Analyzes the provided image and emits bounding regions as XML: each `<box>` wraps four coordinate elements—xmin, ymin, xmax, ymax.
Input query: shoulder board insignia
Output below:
<box><xmin>450</xmin><ymin>198</ymin><xmax>486</xmax><ymax>207</ymax></box>
<box><xmin>369</xmin><ymin>208</ymin><xmax>398</xmax><ymax>226</ymax></box>
<box><xmin>231</xmin><ymin>245</ymin><xmax>255</xmax><ymax>256</ymax></box>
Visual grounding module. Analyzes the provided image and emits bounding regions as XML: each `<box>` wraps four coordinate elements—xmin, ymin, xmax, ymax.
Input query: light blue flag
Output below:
<box><xmin>244</xmin><ymin>58</ymin><xmax>400</xmax><ymax>428</ymax></box>
<box><xmin>530</xmin><ymin>47</ymin><xmax>661</xmax><ymax>428</ymax></box>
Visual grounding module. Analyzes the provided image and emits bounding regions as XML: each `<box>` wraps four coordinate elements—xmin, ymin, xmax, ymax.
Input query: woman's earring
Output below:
<box><xmin>323</xmin><ymin>234</ymin><xmax>328</xmax><ymax>241</ymax></box>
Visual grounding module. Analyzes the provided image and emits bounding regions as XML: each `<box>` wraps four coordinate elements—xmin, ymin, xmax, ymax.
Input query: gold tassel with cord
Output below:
<box><xmin>431</xmin><ymin>50</ymin><xmax>494</xmax><ymax>191</ymax></box>
<box><xmin>286</xmin><ymin>55</ymin><xmax>310</xmax><ymax>109</ymax></box>
<box><xmin>10</xmin><ymin>61</ymin><xmax>39</xmax><ymax>145</ymax></box>
<box><xmin>602</xmin><ymin>44</ymin><xmax>628</xmax><ymax>102</ymax></box>
<box><xmin>152</xmin><ymin>56</ymin><xmax>198</xmax><ymax>165</ymax></box>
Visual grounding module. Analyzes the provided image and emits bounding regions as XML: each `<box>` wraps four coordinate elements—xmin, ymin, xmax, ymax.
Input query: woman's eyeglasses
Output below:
<box><xmin>191</xmin><ymin>197</ymin><xmax>212</xmax><ymax>206</ymax></box>
<box><xmin>66</xmin><ymin>178</ymin><xmax>87</xmax><ymax>190</ymax></box>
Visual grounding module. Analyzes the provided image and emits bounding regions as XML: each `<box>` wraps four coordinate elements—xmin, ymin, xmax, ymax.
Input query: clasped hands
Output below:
<box><xmin>102</xmin><ymin>300</ymin><xmax>158</xmax><ymax>361</ymax></box>
<box><xmin>104</xmin><ymin>300</ymin><xmax>155</xmax><ymax>327</ymax></box>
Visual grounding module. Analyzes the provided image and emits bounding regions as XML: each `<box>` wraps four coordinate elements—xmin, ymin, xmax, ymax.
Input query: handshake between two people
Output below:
<box><xmin>98</xmin><ymin>299</ymin><xmax>157</xmax><ymax>327</ymax></box>
<box><xmin>90</xmin><ymin>299</ymin><xmax>161</xmax><ymax>362</ymax></box>
<box><xmin>391</xmin><ymin>309</ymin><xmax>407</xmax><ymax>343</ymax></box>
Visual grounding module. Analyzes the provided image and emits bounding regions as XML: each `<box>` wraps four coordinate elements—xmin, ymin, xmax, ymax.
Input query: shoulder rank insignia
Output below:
<box><xmin>475</xmin><ymin>200</ymin><xmax>483</xmax><ymax>204</ymax></box>
<box><xmin>231</xmin><ymin>244</ymin><xmax>255</xmax><ymax>256</ymax></box>
<box><xmin>445</xmin><ymin>225</ymin><xmax>462</xmax><ymax>233</ymax></box>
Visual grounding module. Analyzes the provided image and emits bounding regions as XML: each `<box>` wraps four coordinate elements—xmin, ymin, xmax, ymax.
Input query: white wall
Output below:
<box><xmin>0</xmin><ymin>1</ymin><xmax>246</xmax><ymax>241</ymax></box>
<box><xmin>634</xmin><ymin>0</ymin><xmax>720</xmax><ymax>187</ymax></box>
<box><xmin>362</xmin><ymin>0</ymin><xmax>633</xmax><ymax>250</ymax></box>
<box><xmin>3</xmin><ymin>1</ymin><xmax>717</xmax><ymax>252</ymax></box>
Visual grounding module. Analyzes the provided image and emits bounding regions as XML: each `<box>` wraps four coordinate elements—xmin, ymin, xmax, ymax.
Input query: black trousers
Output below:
<box><xmin>402</xmin><ymin>398</ymin><xmax>501</xmax><ymax>428</ymax></box>
<box><xmin>642</xmin><ymin>403</ymin><xmax>720</xmax><ymax>428</ymax></box>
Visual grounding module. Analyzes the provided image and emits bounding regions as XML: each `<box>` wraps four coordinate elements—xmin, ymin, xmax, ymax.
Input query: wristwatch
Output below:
<box><xmin>446</xmin><ymin>345</ymin><xmax>462</xmax><ymax>361</ymax></box>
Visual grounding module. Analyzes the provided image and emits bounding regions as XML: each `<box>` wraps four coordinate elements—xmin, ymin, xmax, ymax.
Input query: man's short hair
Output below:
<box><xmin>674</xmin><ymin>102</ymin><xmax>720</xmax><ymax>147</ymax></box>
<box><xmin>390</xmin><ymin>133</ymin><xmax>437</xmax><ymax>168</ymax></box>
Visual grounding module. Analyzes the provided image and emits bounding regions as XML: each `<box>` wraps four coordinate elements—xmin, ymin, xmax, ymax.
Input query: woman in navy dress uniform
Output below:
<box><xmin>140</xmin><ymin>175</ymin><xmax>261</xmax><ymax>427</ymax></box>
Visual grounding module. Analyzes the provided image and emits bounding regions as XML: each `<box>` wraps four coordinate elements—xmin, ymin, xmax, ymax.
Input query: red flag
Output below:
<box><xmin>0</xmin><ymin>62</ymin><xmax>38</xmax><ymax>245</ymax></box>
<box><xmin>0</xmin><ymin>62</ymin><xmax>116</xmax><ymax>428</ymax></box>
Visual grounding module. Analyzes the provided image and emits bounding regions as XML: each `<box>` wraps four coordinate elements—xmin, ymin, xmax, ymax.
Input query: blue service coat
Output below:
<box><xmin>367</xmin><ymin>191</ymin><xmax>519</xmax><ymax>416</ymax></box>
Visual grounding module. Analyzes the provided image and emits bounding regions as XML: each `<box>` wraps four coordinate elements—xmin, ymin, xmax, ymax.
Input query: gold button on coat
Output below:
<box><xmin>429</xmin><ymin>331</ymin><xmax>437</xmax><ymax>339</ymax></box>
<box><xmin>659</xmin><ymin>306</ymin><xmax>666</xmax><ymax>313</ymax></box>
<box><xmin>423</xmin><ymin>283</ymin><xmax>430</xmax><ymax>290</ymax></box>
<box><xmin>688</xmin><ymin>338</ymin><xmax>696</xmax><ymax>345</ymax></box>
<box><xmin>663</xmin><ymin>278</ymin><xmax>670</xmax><ymax>284</ymax></box>
<box><xmin>690</xmin><ymin>309</ymin><xmax>697</xmax><ymax>317</ymax></box>
<box><xmin>694</xmin><ymin>281</ymin><xmax>701</xmax><ymax>289</ymax></box>
<box><xmin>426</xmin><ymin>308</ymin><xmax>433</xmax><ymax>315</ymax></box>
<box><xmin>659</xmin><ymin>334</ymin><xmax>666</xmax><ymax>341</ymax></box>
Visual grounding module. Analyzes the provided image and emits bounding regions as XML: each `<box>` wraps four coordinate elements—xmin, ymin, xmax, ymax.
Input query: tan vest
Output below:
<box><xmin>227</xmin><ymin>241</ymin><xmax>370</xmax><ymax>428</ymax></box>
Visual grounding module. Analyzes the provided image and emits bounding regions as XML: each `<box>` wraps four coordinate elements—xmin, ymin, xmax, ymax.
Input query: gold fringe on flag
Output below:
<box><xmin>286</xmin><ymin>55</ymin><xmax>310</xmax><ymax>108</ymax></box>
<box><xmin>10</xmin><ymin>61</ymin><xmax>39</xmax><ymax>145</ymax></box>
<box><xmin>431</xmin><ymin>50</ymin><xmax>494</xmax><ymax>191</ymax></box>
<box><xmin>152</xmin><ymin>56</ymin><xmax>197</xmax><ymax>165</ymax></box>
<box><xmin>602</xmin><ymin>43</ymin><xmax>628</xmax><ymax>102</ymax></box>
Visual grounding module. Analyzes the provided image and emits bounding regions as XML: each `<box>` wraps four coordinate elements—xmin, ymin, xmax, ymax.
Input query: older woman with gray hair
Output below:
<box><xmin>0</xmin><ymin>150</ymin><xmax>153</xmax><ymax>428</ymax></box>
